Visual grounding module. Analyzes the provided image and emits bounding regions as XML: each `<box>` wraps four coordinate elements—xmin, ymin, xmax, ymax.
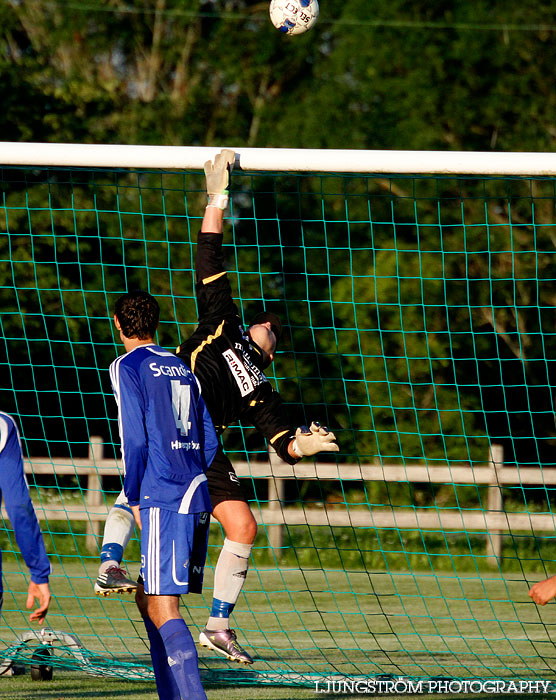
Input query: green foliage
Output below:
<box><xmin>0</xmin><ymin>0</ymin><xmax>554</xmax><ymax>150</ymax></box>
<box><xmin>4</xmin><ymin>166</ymin><xmax>556</xmax><ymax>466</ymax></box>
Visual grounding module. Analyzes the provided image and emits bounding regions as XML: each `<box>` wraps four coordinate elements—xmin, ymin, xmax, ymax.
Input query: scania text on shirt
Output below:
<box><xmin>150</xmin><ymin>362</ymin><xmax>188</xmax><ymax>378</ymax></box>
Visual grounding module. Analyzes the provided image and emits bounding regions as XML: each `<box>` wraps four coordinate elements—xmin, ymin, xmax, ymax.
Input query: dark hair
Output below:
<box><xmin>114</xmin><ymin>291</ymin><xmax>160</xmax><ymax>340</ymax></box>
<box><xmin>250</xmin><ymin>311</ymin><xmax>283</xmax><ymax>348</ymax></box>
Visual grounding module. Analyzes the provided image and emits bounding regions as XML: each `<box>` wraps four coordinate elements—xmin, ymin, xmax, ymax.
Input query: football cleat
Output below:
<box><xmin>199</xmin><ymin>627</ymin><xmax>254</xmax><ymax>664</ymax></box>
<box><xmin>94</xmin><ymin>565</ymin><xmax>137</xmax><ymax>596</ymax></box>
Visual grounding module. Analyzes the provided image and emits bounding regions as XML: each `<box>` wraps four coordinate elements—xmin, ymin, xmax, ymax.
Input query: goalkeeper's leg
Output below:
<box><xmin>199</xmin><ymin>499</ymin><xmax>256</xmax><ymax>664</ymax></box>
<box><xmin>94</xmin><ymin>489</ymin><xmax>137</xmax><ymax>596</ymax></box>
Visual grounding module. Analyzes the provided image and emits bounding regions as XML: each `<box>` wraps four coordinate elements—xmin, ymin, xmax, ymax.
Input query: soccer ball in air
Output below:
<box><xmin>269</xmin><ymin>0</ymin><xmax>319</xmax><ymax>36</ymax></box>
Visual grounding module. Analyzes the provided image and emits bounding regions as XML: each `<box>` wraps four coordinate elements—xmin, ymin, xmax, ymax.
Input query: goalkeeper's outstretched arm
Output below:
<box><xmin>201</xmin><ymin>148</ymin><xmax>235</xmax><ymax>235</ymax></box>
<box><xmin>201</xmin><ymin>150</ymin><xmax>341</xmax><ymax>461</ymax></box>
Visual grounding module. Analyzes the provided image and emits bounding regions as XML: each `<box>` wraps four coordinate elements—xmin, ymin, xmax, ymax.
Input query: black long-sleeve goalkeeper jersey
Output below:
<box><xmin>176</xmin><ymin>231</ymin><xmax>298</xmax><ymax>466</ymax></box>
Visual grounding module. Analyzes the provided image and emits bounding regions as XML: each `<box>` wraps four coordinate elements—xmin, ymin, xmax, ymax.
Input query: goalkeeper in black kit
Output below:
<box><xmin>95</xmin><ymin>150</ymin><xmax>339</xmax><ymax>665</ymax></box>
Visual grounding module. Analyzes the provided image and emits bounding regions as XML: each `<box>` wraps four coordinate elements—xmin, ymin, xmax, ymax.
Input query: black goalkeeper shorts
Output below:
<box><xmin>206</xmin><ymin>443</ymin><xmax>248</xmax><ymax>509</ymax></box>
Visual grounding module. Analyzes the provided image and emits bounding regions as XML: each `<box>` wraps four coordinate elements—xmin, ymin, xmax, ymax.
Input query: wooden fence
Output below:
<box><xmin>10</xmin><ymin>439</ymin><xmax>556</xmax><ymax>564</ymax></box>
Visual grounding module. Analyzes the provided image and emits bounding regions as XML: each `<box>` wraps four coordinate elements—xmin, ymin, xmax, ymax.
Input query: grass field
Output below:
<box><xmin>1</xmin><ymin>556</ymin><xmax>556</xmax><ymax>696</ymax></box>
<box><xmin>0</xmin><ymin>673</ymin><xmax>321</xmax><ymax>700</ymax></box>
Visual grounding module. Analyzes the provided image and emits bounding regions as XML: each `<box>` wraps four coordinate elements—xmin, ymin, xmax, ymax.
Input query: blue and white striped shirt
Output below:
<box><xmin>110</xmin><ymin>344</ymin><xmax>217</xmax><ymax>513</ymax></box>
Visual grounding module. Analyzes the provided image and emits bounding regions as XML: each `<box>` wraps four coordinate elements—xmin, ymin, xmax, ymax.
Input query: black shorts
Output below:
<box><xmin>206</xmin><ymin>443</ymin><xmax>248</xmax><ymax>509</ymax></box>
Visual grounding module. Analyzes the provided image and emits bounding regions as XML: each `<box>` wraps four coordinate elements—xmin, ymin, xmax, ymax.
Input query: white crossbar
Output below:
<box><xmin>2</xmin><ymin>142</ymin><xmax>556</xmax><ymax>175</ymax></box>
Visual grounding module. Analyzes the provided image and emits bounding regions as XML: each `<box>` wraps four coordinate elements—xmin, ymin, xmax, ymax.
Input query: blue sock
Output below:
<box><xmin>143</xmin><ymin>616</ymin><xmax>181</xmax><ymax>700</ymax></box>
<box><xmin>210</xmin><ymin>597</ymin><xmax>235</xmax><ymax>618</ymax></box>
<box><xmin>100</xmin><ymin>542</ymin><xmax>123</xmax><ymax>564</ymax></box>
<box><xmin>159</xmin><ymin>618</ymin><xmax>206</xmax><ymax>700</ymax></box>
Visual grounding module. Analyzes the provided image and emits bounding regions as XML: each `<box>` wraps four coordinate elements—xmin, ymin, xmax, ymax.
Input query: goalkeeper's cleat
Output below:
<box><xmin>94</xmin><ymin>566</ymin><xmax>137</xmax><ymax>596</ymax></box>
<box><xmin>199</xmin><ymin>628</ymin><xmax>254</xmax><ymax>665</ymax></box>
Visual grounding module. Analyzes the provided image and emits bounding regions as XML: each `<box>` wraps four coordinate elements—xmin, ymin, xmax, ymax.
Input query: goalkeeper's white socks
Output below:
<box><xmin>206</xmin><ymin>538</ymin><xmax>253</xmax><ymax>631</ymax></box>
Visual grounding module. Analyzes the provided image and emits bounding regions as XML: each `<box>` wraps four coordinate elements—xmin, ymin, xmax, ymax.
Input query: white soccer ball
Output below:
<box><xmin>269</xmin><ymin>0</ymin><xmax>319</xmax><ymax>36</ymax></box>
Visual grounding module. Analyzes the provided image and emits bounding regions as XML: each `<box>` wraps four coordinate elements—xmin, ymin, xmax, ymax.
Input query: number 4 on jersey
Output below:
<box><xmin>171</xmin><ymin>381</ymin><xmax>192</xmax><ymax>436</ymax></box>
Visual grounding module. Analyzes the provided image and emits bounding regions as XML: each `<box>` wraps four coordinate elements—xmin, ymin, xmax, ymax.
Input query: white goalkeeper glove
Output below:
<box><xmin>292</xmin><ymin>421</ymin><xmax>339</xmax><ymax>458</ymax></box>
<box><xmin>204</xmin><ymin>149</ymin><xmax>235</xmax><ymax>210</ymax></box>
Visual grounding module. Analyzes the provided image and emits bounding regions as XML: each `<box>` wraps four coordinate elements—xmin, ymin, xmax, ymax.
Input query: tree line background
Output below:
<box><xmin>1</xmin><ymin>0</ymin><xmax>556</xmax><ymax>509</ymax></box>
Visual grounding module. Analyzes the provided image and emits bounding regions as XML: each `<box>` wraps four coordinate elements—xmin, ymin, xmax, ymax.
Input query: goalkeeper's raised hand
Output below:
<box><xmin>204</xmin><ymin>149</ymin><xmax>235</xmax><ymax>210</ymax></box>
<box><xmin>292</xmin><ymin>421</ymin><xmax>339</xmax><ymax>458</ymax></box>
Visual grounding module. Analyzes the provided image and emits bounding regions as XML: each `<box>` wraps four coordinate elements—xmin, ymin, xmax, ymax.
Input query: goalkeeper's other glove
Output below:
<box><xmin>204</xmin><ymin>149</ymin><xmax>235</xmax><ymax>210</ymax></box>
<box><xmin>292</xmin><ymin>421</ymin><xmax>339</xmax><ymax>458</ymax></box>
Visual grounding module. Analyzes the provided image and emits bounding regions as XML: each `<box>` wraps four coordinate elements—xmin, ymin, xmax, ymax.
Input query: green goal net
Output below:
<box><xmin>2</xmin><ymin>157</ymin><xmax>556</xmax><ymax>687</ymax></box>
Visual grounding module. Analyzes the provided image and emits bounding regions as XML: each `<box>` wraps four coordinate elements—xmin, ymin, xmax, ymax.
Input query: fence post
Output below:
<box><xmin>486</xmin><ymin>443</ymin><xmax>504</xmax><ymax>566</ymax></box>
<box><xmin>267</xmin><ymin>447</ymin><xmax>285</xmax><ymax>556</ymax></box>
<box><xmin>86</xmin><ymin>436</ymin><xmax>103</xmax><ymax>551</ymax></box>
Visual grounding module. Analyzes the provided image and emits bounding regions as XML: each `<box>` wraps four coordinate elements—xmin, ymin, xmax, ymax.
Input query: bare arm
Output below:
<box><xmin>201</xmin><ymin>206</ymin><xmax>223</xmax><ymax>234</ymax></box>
<box><xmin>131</xmin><ymin>504</ymin><xmax>142</xmax><ymax>530</ymax></box>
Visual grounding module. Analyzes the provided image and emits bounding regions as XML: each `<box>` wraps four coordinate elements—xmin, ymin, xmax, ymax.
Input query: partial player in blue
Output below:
<box><xmin>109</xmin><ymin>291</ymin><xmax>218</xmax><ymax>700</ymax></box>
<box><xmin>0</xmin><ymin>412</ymin><xmax>51</xmax><ymax>624</ymax></box>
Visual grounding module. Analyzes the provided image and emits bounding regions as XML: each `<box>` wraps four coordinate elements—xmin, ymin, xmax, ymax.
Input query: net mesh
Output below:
<box><xmin>1</xmin><ymin>164</ymin><xmax>556</xmax><ymax>685</ymax></box>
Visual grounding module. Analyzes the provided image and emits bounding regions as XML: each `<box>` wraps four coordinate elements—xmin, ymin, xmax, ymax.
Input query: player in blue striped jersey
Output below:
<box><xmin>110</xmin><ymin>345</ymin><xmax>216</xmax><ymax>518</ymax></box>
<box><xmin>110</xmin><ymin>290</ymin><xmax>218</xmax><ymax>700</ymax></box>
<box><xmin>0</xmin><ymin>412</ymin><xmax>51</xmax><ymax>624</ymax></box>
